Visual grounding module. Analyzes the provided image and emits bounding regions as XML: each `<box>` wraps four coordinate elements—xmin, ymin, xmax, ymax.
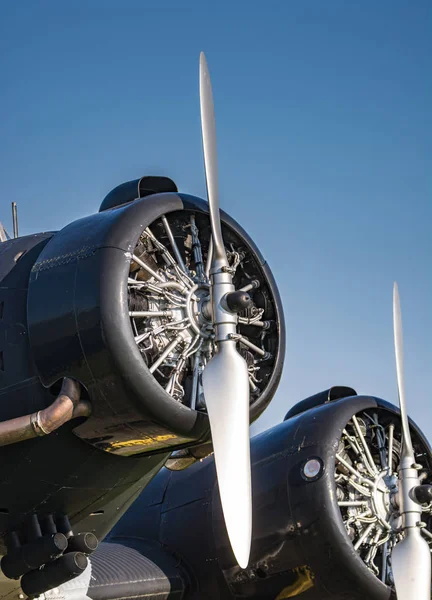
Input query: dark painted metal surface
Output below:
<box><xmin>284</xmin><ymin>385</ymin><xmax>357</xmax><ymax>420</ymax></box>
<box><xmin>99</xmin><ymin>176</ymin><xmax>178</xmax><ymax>212</ymax></box>
<box><xmin>87</xmin><ymin>540</ymin><xmax>186</xmax><ymax>600</ymax></box>
<box><xmin>0</xmin><ymin>233</ymin><xmax>169</xmax><ymax>548</ymax></box>
<box><xmin>109</xmin><ymin>394</ymin><xmax>432</xmax><ymax>600</ymax></box>
<box><xmin>27</xmin><ymin>193</ymin><xmax>200</xmax><ymax>453</ymax></box>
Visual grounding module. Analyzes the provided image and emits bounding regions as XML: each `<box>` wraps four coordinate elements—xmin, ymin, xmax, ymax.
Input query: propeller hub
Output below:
<box><xmin>188</xmin><ymin>285</ymin><xmax>213</xmax><ymax>329</ymax></box>
<box><xmin>371</xmin><ymin>472</ymin><xmax>393</xmax><ymax>525</ymax></box>
<box><xmin>209</xmin><ymin>270</ymin><xmax>239</xmax><ymax>343</ymax></box>
<box><xmin>224</xmin><ymin>290</ymin><xmax>253</xmax><ymax>313</ymax></box>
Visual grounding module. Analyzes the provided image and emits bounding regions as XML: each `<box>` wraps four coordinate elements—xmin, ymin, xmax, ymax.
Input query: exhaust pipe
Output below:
<box><xmin>0</xmin><ymin>378</ymin><xmax>91</xmax><ymax>447</ymax></box>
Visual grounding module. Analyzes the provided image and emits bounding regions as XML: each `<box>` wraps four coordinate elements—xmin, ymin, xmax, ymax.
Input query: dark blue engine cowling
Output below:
<box><xmin>105</xmin><ymin>392</ymin><xmax>431</xmax><ymax>600</ymax></box>
<box><xmin>0</xmin><ymin>232</ymin><xmax>168</xmax><ymax>546</ymax></box>
<box><xmin>26</xmin><ymin>192</ymin><xmax>285</xmax><ymax>455</ymax></box>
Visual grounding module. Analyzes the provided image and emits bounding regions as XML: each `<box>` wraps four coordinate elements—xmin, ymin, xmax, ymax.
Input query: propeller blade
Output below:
<box><xmin>202</xmin><ymin>341</ymin><xmax>252</xmax><ymax>568</ymax></box>
<box><xmin>199</xmin><ymin>51</ymin><xmax>227</xmax><ymax>266</ymax></box>
<box><xmin>393</xmin><ymin>282</ymin><xmax>414</xmax><ymax>458</ymax></box>
<box><xmin>199</xmin><ymin>52</ymin><xmax>252</xmax><ymax>568</ymax></box>
<box><xmin>392</xmin><ymin>530</ymin><xmax>431</xmax><ymax>600</ymax></box>
<box><xmin>391</xmin><ymin>282</ymin><xmax>431</xmax><ymax>600</ymax></box>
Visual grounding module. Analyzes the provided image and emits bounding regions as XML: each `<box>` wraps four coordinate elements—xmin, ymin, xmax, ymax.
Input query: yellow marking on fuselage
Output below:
<box><xmin>105</xmin><ymin>434</ymin><xmax>178</xmax><ymax>451</ymax></box>
<box><xmin>275</xmin><ymin>565</ymin><xmax>315</xmax><ymax>598</ymax></box>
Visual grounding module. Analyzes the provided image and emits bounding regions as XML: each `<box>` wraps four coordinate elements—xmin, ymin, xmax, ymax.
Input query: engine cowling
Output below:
<box><xmin>106</xmin><ymin>390</ymin><xmax>432</xmax><ymax>600</ymax></box>
<box><xmin>27</xmin><ymin>188</ymin><xmax>285</xmax><ymax>456</ymax></box>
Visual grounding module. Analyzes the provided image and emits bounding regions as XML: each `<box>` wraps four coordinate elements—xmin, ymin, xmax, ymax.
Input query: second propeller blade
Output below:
<box><xmin>202</xmin><ymin>341</ymin><xmax>252</xmax><ymax>569</ymax></box>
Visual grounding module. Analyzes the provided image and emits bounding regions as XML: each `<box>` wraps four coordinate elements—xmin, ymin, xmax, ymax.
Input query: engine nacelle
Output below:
<box><xmin>0</xmin><ymin>179</ymin><xmax>284</xmax><ymax>549</ymax></box>
<box><xmin>27</xmin><ymin>190</ymin><xmax>284</xmax><ymax>455</ymax></box>
<box><xmin>107</xmin><ymin>391</ymin><xmax>432</xmax><ymax>600</ymax></box>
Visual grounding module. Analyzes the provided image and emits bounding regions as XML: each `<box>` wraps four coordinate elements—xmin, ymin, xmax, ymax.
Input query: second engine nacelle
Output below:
<box><xmin>107</xmin><ymin>390</ymin><xmax>432</xmax><ymax>600</ymax></box>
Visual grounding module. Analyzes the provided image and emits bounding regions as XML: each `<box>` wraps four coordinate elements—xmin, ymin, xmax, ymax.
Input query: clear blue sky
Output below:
<box><xmin>1</xmin><ymin>2</ymin><xmax>431</xmax><ymax>438</ymax></box>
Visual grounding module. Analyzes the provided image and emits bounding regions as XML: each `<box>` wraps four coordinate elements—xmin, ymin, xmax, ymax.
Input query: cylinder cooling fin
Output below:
<box><xmin>335</xmin><ymin>406</ymin><xmax>432</xmax><ymax>592</ymax></box>
<box><xmin>27</xmin><ymin>192</ymin><xmax>284</xmax><ymax>456</ymax></box>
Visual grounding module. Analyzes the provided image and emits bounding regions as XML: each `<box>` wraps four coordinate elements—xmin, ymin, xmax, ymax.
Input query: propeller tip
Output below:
<box><xmin>237</xmin><ymin>556</ymin><xmax>250</xmax><ymax>570</ymax></box>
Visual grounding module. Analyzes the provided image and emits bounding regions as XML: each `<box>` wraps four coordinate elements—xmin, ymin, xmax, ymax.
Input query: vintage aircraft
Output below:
<box><xmin>0</xmin><ymin>53</ymin><xmax>430</xmax><ymax>600</ymax></box>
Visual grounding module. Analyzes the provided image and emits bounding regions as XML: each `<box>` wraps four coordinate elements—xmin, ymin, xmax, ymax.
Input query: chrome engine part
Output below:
<box><xmin>127</xmin><ymin>210</ymin><xmax>279</xmax><ymax>409</ymax></box>
<box><xmin>336</xmin><ymin>410</ymin><xmax>432</xmax><ymax>587</ymax></box>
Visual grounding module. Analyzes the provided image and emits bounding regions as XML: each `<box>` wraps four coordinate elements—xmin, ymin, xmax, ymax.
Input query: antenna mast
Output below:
<box><xmin>12</xmin><ymin>202</ymin><xmax>19</xmax><ymax>238</ymax></box>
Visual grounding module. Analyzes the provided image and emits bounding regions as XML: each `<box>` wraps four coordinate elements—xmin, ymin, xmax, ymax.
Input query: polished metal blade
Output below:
<box><xmin>199</xmin><ymin>51</ymin><xmax>252</xmax><ymax>569</ymax></box>
<box><xmin>392</xmin><ymin>529</ymin><xmax>431</xmax><ymax>600</ymax></box>
<box><xmin>392</xmin><ymin>282</ymin><xmax>431</xmax><ymax>599</ymax></box>
<box><xmin>393</xmin><ymin>282</ymin><xmax>414</xmax><ymax>458</ymax></box>
<box><xmin>199</xmin><ymin>51</ymin><xmax>227</xmax><ymax>266</ymax></box>
<box><xmin>202</xmin><ymin>341</ymin><xmax>252</xmax><ymax>568</ymax></box>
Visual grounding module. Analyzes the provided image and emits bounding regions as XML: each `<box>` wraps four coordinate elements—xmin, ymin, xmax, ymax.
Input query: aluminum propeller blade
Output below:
<box><xmin>392</xmin><ymin>282</ymin><xmax>431</xmax><ymax>600</ymax></box>
<box><xmin>199</xmin><ymin>51</ymin><xmax>252</xmax><ymax>569</ymax></box>
<box><xmin>392</xmin><ymin>529</ymin><xmax>431</xmax><ymax>600</ymax></box>
<box><xmin>393</xmin><ymin>282</ymin><xmax>414</xmax><ymax>458</ymax></box>
<box><xmin>202</xmin><ymin>342</ymin><xmax>251</xmax><ymax>568</ymax></box>
<box><xmin>199</xmin><ymin>52</ymin><xmax>227</xmax><ymax>267</ymax></box>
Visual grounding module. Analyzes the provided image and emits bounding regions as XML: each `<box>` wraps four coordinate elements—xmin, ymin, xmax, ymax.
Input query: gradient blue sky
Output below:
<box><xmin>1</xmin><ymin>2</ymin><xmax>431</xmax><ymax>438</ymax></box>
